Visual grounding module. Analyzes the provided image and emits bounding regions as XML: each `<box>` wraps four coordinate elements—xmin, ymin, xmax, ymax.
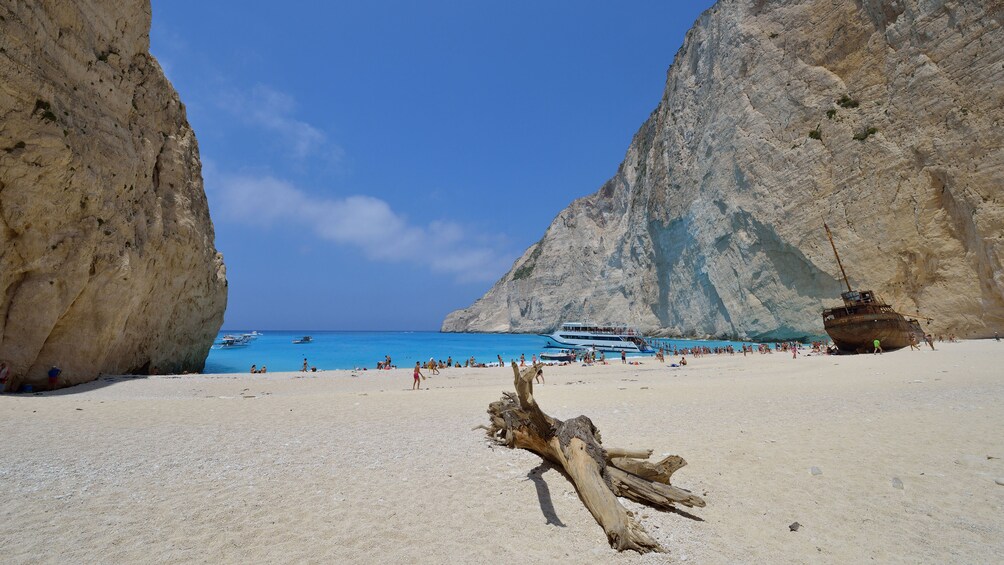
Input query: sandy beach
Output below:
<box><xmin>1</xmin><ymin>340</ymin><xmax>1002</xmax><ymax>564</ymax></box>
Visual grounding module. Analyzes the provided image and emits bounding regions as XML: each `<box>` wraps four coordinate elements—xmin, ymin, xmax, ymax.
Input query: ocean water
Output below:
<box><xmin>204</xmin><ymin>331</ymin><xmax>753</xmax><ymax>374</ymax></box>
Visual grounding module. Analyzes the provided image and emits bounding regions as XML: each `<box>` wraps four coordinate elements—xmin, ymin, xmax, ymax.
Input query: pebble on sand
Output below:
<box><xmin>789</xmin><ymin>522</ymin><xmax>801</xmax><ymax>532</ymax></box>
<box><xmin>995</xmin><ymin>478</ymin><xmax>1004</xmax><ymax>486</ymax></box>
<box><xmin>892</xmin><ymin>477</ymin><xmax>904</xmax><ymax>490</ymax></box>
<box><xmin>810</xmin><ymin>466</ymin><xmax>822</xmax><ymax>476</ymax></box>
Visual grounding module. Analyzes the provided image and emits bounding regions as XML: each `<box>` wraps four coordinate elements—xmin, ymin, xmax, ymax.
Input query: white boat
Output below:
<box><xmin>542</xmin><ymin>323</ymin><xmax>653</xmax><ymax>353</ymax></box>
<box><xmin>214</xmin><ymin>335</ymin><xmax>251</xmax><ymax>349</ymax></box>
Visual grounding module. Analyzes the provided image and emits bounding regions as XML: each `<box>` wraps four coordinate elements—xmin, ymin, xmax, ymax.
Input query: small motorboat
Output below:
<box><xmin>539</xmin><ymin>350</ymin><xmax>576</xmax><ymax>363</ymax></box>
<box><xmin>292</xmin><ymin>336</ymin><xmax>313</xmax><ymax>344</ymax></box>
<box><xmin>214</xmin><ymin>335</ymin><xmax>251</xmax><ymax>349</ymax></box>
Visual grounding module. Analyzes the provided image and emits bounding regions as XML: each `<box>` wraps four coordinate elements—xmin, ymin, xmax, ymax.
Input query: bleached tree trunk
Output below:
<box><xmin>481</xmin><ymin>362</ymin><xmax>705</xmax><ymax>553</ymax></box>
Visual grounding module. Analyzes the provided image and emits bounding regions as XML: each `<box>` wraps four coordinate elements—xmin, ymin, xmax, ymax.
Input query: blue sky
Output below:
<box><xmin>150</xmin><ymin>0</ymin><xmax>716</xmax><ymax>330</ymax></box>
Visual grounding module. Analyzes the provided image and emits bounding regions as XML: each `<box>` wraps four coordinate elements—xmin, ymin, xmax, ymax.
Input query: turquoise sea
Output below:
<box><xmin>204</xmin><ymin>331</ymin><xmax>751</xmax><ymax>374</ymax></box>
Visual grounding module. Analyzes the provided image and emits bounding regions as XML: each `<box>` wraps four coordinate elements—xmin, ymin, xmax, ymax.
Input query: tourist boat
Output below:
<box><xmin>542</xmin><ymin>323</ymin><xmax>654</xmax><ymax>353</ymax></box>
<box><xmin>292</xmin><ymin>335</ymin><xmax>313</xmax><ymax>344</ymax></box>
<box><xmin>214</xmin><ymin>335</ymin><xmax>251</xmax><ymax>349</ymax></box>
<box><xmin>821</xmin><ymin>224</ymin><xmax>928</xmax><ymax>353</ymax></box>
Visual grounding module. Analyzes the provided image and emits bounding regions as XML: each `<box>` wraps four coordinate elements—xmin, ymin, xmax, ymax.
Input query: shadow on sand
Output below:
<box><xmin>526</xmin><ymin>461</ymin><xmax>566</xmax><ymax>527</ymax></box>
<box><xmin>1</xmin><ymin>374</ymin><xmax>150</xmax><ymax>397</ymax></box>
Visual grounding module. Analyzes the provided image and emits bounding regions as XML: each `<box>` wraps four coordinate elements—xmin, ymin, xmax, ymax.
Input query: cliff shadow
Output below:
<box><xmin>2</xmin><ymin>374</ymin><xmax>149</xmax><ymax>397</ymax></box>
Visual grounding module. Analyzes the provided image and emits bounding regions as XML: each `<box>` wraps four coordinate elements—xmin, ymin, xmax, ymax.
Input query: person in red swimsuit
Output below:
<box><xmin>413</xmin><ymin>362</ymin><xmax>425</xmax><ymax>390</ymax></box>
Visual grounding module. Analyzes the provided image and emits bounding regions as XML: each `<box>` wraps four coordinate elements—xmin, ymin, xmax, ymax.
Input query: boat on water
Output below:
<box><xmin>821</xmin><ymin>224</ymin><xmax>928</xmax><ymax>353</ymax></box>
<box><xmin>292</xmin><ymin>336</ymin><xmax>313</xmax><ymax>344</ymax></box>
<box><xmin>542</xmin><ymin>323</ymin><xmax>654</xmax><ymax>353</ymax></box>
<box><xmin>214</xmin><ymin>334</ymin><xmax>252</xmax><ymax>349</ymax></box>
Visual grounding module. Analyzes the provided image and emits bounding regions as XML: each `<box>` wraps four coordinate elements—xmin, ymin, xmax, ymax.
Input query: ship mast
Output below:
<box><xmin>824</xmin><ymin>223</ymin><xmax>853</xmax><ymax>293</ymax></box>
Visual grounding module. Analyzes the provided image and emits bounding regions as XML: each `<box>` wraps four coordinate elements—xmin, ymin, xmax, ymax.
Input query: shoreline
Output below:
<box><xmin>202</xmin><ymin>330</ymin><xmax>760</xmax><ymax>375</ymax></box>
<box><xmin>2</xmin><ymin>340</ymin><xmax>1001</xmax><ymax>563</ymax></box>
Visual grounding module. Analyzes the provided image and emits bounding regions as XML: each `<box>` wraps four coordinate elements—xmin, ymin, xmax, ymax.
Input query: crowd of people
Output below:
<box><xmin>241</xmin><ymin>333</ymin><xmax>970</xmax><ymax>380</ymax></box>
<box><xmin>400</xmin><ymin>342</ymin><xmax>818</xmax><ymax>374</ymax></box>
<box><xmin>4</xmin><ymin>330</ymin><xmax>986</xmax><ymax>394</ymax></box>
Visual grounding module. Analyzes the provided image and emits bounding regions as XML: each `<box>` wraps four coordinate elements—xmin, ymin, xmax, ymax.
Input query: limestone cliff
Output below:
<box><xmin>0</xmin><ymin>0</ymin><xmax>227</xmax><ymax>388</ymax></box>
<box><xmin>444</xmin><ymin>0</ymin><xmax>1004</xmax><ymax>340</ymax></box>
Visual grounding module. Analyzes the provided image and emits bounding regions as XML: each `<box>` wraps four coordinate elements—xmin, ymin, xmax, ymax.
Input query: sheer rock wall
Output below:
<box><xmin>444</xmin><ymin>0</ymin><xmax>1004</xmax><ymax>339</ymax></box>
<box><xmin>0</xmin><ymin>1</ymin><xmax>227</xmax><ymax>387</ymax></box>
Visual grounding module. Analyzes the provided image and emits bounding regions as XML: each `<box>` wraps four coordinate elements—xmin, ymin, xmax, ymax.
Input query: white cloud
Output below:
<box><xmin>210</xmin><ymin>173</ymin><xmax>516</xmax><ymax>282</ymax></box>
<box><xmin>203</xmin><ymin>87</ymin><xmax>513</xmax><ymax>282</ymax></box>
<box><xmin>220</xmin><ymin>85</ymin><xmax>342</xmax><ymax>165</ymax></box>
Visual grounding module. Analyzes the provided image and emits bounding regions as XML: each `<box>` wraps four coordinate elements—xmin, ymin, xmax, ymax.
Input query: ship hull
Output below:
<box><xmin>824</xmin><ymin>312</ymin><xmax>924</xmax><ymax>353</ymax></box>
<box><xmin>542</xmin><ymin>334</ymin><xmax>651</xmax><ymax>353</ymax></box>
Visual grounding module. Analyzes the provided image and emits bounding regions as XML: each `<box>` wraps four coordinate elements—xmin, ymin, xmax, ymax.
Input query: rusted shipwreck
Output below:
<box><xmin>822</xmin><ymin>224</ymin><xmax>927</xmax><ymax>353</ymax></box>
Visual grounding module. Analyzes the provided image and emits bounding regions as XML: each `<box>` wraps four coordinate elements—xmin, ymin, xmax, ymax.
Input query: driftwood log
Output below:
<box><xmin>481</xmin><ymin>362</ymin><xmax>705</xmax><ymax>553</ymax></box>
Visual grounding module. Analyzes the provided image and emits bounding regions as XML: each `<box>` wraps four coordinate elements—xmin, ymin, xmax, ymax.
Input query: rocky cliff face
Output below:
<box><xmin>0</xmin><ymin>1</ymin><xmax>227</xmax><ymax>388</ymax></box>
<box><xmin>444</xmin><ymin>0</ymin><xmax>1004</xmax><ymax>340</ymax></box>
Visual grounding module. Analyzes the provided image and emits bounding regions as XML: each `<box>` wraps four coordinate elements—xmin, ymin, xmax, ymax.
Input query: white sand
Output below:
<box><xmin>1</xmin><ymin>340</ymin><xmax>1002</xmax><ymax>563</ymax></box>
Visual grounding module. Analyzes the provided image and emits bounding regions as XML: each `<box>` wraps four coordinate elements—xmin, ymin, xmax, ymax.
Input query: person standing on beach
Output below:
<box><xmin>621</xmin><ymin>350</ymin><xmax>627</xmax><ymax>364</ymax></box>
<box><xmin>47</xmin><ymin>366</ymin><xmax>61</xmax><ymax>390</ymax></box>
<box><xmin>873</xmin><ymin>339</ymin><xmax>882</xmax><ymax>354</ymax></box>
<box><xmin>925</xmin><ymin>334</ymin><xmax>936</xmax><ymax>350</ymax></box>
<box><xmin>429</xmin><ymin>358</ymin><xmax>440</xmax><ymax>375</ymax></box>
<box><xmin>301</xmin><ymin>358</ymin><xmax>309</xmax><ymax>372</ymax></box>
<box><xmin>520</xmin><ymin>354</ymin><xmax>525</xmax><ymax>367</ymax></box>
<box><xmin>413</xmin><ymin>362</ymin><xmax>425</xmax><ymax>390</ymax></box>
<box><xmin>909</xmin><ymin>335</ymin><xmax>920</xmax><ymax>351</ymax></box>
<box><xmin>497</xmin><ymin>354</ymin><xmax>503</xmax><ymax>367</ymax></box>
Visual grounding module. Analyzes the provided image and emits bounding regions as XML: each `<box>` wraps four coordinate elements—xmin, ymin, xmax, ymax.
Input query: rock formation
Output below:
<box><xmin>0</xmin><ymin>1</ymin><xmax>227</xmax><ymax>389</ymax></box>
<box><xmin>444</xmin><ymin>0</ymin><xmax>1004</xmax><ymax>340</ymax></box>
